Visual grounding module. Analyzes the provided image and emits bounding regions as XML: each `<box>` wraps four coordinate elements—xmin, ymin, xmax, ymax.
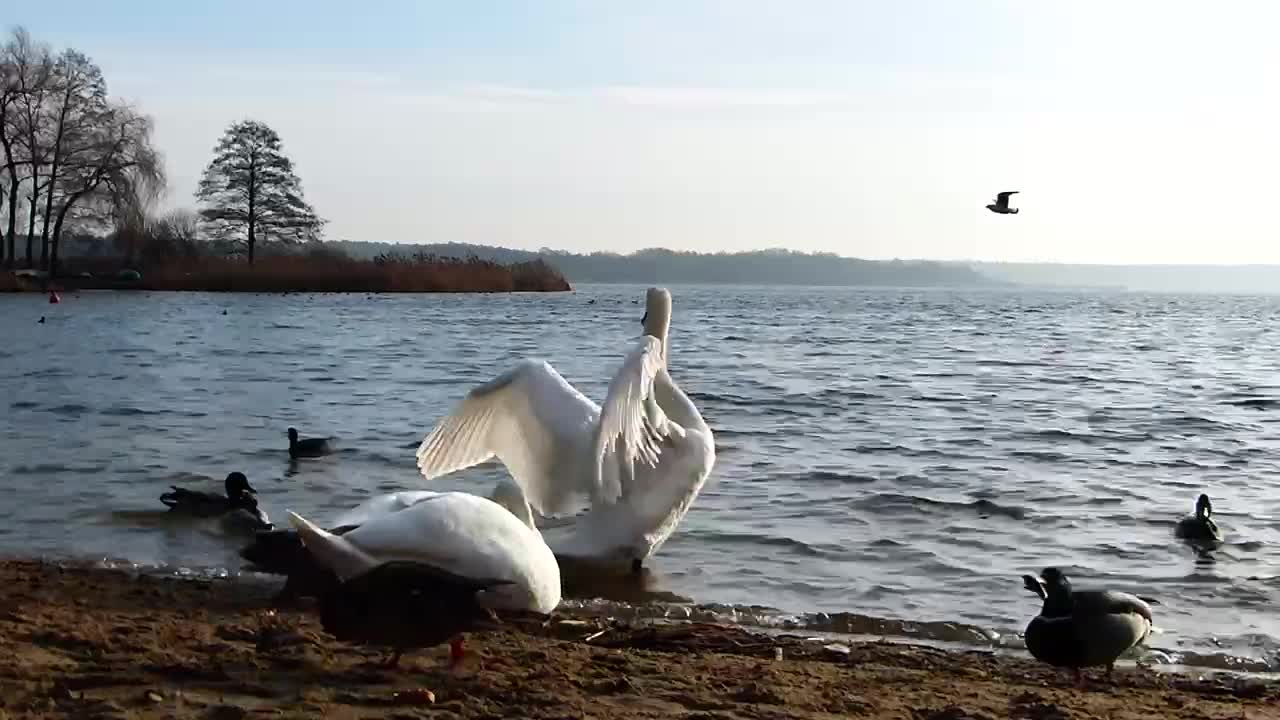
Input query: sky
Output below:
<box><xmin>10</xmin><ymin>1</ymin><xmax>1280</xmax><ymax>264</ymax></box>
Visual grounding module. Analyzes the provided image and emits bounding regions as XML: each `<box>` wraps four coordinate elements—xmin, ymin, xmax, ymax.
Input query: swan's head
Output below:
<box><xmin>489</xmin><ymin>478</ymin><xmax>536</xmax><ymax>530</ymax></box>
<box><xmin>224</xmin><ymin>471</ymin><xmax>256</xmax><ymax>500</ymax></box>
<box><xmin>1196</xmin><ymin>493</ymin><xmax>1213</xmax><ymax>519</ymax></box>
<box><xmin>641</xmin><ymin>287</ymin><xmax>672</xmax><ymax>341</ymax></box>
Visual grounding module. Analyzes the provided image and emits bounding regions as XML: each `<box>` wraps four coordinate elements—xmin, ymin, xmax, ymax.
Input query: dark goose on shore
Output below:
<box><xmin>288</xmin><ymin>427</ymin><xmax>335</xmax><ymax>458</ymax></box>
<box><xmin>317</xmin><ymin>560</ymin><xmax>511</xmax><ymax>668</ymax></box>
<box><xmin>1022</xmin><ymin>567</ymin><xmax>1154</xmax><ymax>684</ymax></box>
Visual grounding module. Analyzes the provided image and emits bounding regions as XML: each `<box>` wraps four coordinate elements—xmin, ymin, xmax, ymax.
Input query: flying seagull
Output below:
<box><xmin>987</xmin><ymin>191</ymin><xmax>1019</xmax><ymax>215</ymax></box>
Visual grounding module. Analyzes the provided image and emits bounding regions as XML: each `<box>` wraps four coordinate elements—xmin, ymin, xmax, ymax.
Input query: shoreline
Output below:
<box><xmin>1</xmin><ymin>558</ymin><xmax>1277</xmax><ymax>719</ymax></box>
<box><xmin>1</xmin><ymin>255</ymin><xmax>574</xmax><ymax>294</ymax></box>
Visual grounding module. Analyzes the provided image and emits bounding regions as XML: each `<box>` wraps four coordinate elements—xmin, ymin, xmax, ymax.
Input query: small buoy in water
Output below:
<box><xmin>222</xmin><ymin>309</ymin><xmax>228</xmax><ymax>315</ymax></box>
<box><xmin>48</xmin><ymin>291</ymin><xmax>60</xmax><ymax>304</ymax></box>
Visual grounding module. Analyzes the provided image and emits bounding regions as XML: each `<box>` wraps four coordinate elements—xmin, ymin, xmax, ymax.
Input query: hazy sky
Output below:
<box><xmin>12</xmin><ymin>2</ymin><xmax>1280</xmax><ymax>263</ymax></box>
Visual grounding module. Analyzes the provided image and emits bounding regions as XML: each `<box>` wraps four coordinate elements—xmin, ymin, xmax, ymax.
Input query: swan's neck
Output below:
<box><xmin>643</xmin><ymin>290</ymin><xmax>672</xmax><ymax>351</ymax></box>
<box><xmin>490</xmin><ymin>480</ymin><xmax>538</xmax><ymax>531</ymax></box>
<box><xmin>653</xmin><ymin>368</ymin><xmax>707</xmax><ymax>433</ymax></box>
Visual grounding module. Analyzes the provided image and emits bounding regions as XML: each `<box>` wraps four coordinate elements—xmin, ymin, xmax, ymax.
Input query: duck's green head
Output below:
<box><xmin>225</xmin><ymin>471</ymin><xmax>256</xmax><ymax>500</ymax></box>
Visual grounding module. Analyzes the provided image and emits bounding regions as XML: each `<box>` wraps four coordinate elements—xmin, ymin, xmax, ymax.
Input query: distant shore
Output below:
<box><xmin>0</xmin><ymin>558</ymin><xmax>1275</xmax><ymax>719</ymax></box>
<box><xmin>0</xmin><ymin>255</ymin><xmax>572</xmax><ymax>294</ymax></box>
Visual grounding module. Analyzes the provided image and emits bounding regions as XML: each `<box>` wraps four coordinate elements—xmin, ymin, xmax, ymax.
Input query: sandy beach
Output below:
<box><xmin>0</xmin><ymin>559</ymin><xmax>1275</xmax><ymax>719</ymax></box>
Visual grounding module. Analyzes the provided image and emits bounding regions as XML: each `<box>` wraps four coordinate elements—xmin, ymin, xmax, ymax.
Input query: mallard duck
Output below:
<box><xmin>317</xmin><ymin>560</ymin><xmax>511</xmax><ymax>668</ymax></box>
<box><xmin>1175</xmin><ymin>493</ymin><xmax>1223</xmax><ymax>546</ymax></box>
<box><xmin>160</xmin><ymin>472</ymin><xmax>270</xmax><ymax>528</ymax></box>
<box><xmin>288</xmin><ymin>427</ymin><xmax>335</xmax><ymax>458</ymax></box>
<box><xmin>1023</xmin><ymin>567</ymin><xmax>1154</xmax><ymax>684</ymax></box>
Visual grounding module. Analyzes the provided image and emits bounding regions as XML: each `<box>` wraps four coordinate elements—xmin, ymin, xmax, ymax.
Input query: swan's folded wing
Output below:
<box><xmin>592</xmin><ymin>335</ymin><xmax>671</xmax><ymax>501</ymax></box>
<box><xmin>416</xmin><ymin>360</ymin><xmax>598</xmax><ymax>515</ymax></box>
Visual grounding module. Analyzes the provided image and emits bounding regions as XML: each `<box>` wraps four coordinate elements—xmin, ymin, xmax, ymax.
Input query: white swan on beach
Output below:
<box><xmin>326</xmin><ymin>490</ymin><xmax>442</xmax><ymax>530</ymax></box>
<box><xmin>415</xmin><ymin>286</ymin><xmax>717</xmax><ymax>573</ymax></box>
<box><xmin>287</xmin><ymin>478</ymin><xmax>561</xmax><ymax>615</ymax></box>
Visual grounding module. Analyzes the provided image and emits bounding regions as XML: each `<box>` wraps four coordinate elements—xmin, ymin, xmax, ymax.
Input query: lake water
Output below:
<box><xmin>3</xmin><ymin>284</ymin><xmax>1280</xmax><ymax>673</ymax></box>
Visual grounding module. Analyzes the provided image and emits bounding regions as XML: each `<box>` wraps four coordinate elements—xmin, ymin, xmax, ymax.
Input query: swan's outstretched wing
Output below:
<box><xmin>416</xmin><ymin>360</ymin><xmax>600</xmax><ymax>515</ymax></box>
<box><xmin>592</xmin><ymin>335</ymin><xmax>673</xmax><ymax>502</ymax></box>
<box><xmin>997</xmin><ymin>190</ymin><xmax>1018</xmax><ymax>204</ymax></box>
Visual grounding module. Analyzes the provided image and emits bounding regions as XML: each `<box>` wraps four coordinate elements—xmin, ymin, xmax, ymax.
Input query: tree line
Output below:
<box><xmin>2</xmin><ymin>26</ymin><xmax>327</xmax><ymax>278</ymax></box>
<box><xmin>331</xmin><ymin>242</ymin><xmax>1003</xmax><ymax>287</ymax></box>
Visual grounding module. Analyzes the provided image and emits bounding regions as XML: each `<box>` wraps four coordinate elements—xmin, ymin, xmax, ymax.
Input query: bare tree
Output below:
<box><xmin>47</xmin><ymin>102</ymin><xmax>163</xmax><ymax>276</ymax></box>
<box><xmin>195</xmin><ymin>120</ymin><xmax>324</xmax><ymax>265</ymax></box>
<box><xmin>8</xmin><ymin>29</ymin><xmax>54</xmax><ymax>268</ymax></box>
<box><xmin>0</xmin><ymin>28</ymin><xmax>50</xmax><ymax>269</ymax></box>
<box><xmin>38</xmin><ymin>49</ymin><xmax>107</xmax><ymax>262</ymax></box>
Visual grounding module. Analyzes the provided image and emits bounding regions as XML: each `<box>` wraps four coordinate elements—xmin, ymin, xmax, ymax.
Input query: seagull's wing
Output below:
<box><xmin>997</xmin><ymin>191</ymin><xmax>1019</xmax><ymax>203</ymax></box>
<box><xmin>591</xmin><ymin>335</ymin><xmax>673</xmax><ymax>503</ymax></box>
<box><xmin>416</xmin><ymin>360</ymin><xmax>601</xmax><ymax>515</ymax></box>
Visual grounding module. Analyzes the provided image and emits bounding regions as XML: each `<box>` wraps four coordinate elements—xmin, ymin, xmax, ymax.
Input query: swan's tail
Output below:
<box><xmin>287</xmin><ymin>510</ymin><xmax>377</xmax><ymax>582</ymax></box>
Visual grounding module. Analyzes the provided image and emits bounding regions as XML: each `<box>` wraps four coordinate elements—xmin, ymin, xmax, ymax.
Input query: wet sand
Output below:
<box><xmin>0</xmin><ymin>559</ymin><xmax>1277</xmax><ymax>719</ymax></box>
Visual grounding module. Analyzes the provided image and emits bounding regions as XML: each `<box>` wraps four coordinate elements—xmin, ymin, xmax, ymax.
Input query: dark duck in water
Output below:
<box><xmin>288</xmin><ymin>427</ymin><xmax>335</xmax><ymax>459</ymax></box>
<box><xmin>1175</xmin><ymin>493</ymin><xmax>1223</xmax><ymax>547</ymax></box>
<box><xmin>159</xmin><ymin>472</ymin><xmax>270</xmax><ymax>528</ymax></box>
<box><xmin>316</xmin><ymin>560</ymin><xmax>511</xmax><ymax>669</ymax></box>
<box><xmin>1021</xmin><ymin>567</ymin><xmax>1154</xmax><ymax>685</ymax></box>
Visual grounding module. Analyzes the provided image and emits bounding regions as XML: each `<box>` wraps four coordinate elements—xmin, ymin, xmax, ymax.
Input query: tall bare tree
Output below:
<box><xmin>47</xmin><ymin>103</ymin><xmax>163</xmax><ymax>276</ymax></box>
<box><xmin>38</xmin><ymin>49</ymin><xmax>107</xmax><ymax>263</ymax></box>
<box><xmin>195</xmin><ymin>120</ymin><xmax>324</xmax><ymax>265</ymax></box>
<box><xmin>8</xmin><ymin>29</ymin><xmax>54</xmax><ymax>268</ymax></box>
<box><xmin>0</xmin><ymin>28</ymin><xmax>52</xmax><ymax>269</ymax></box>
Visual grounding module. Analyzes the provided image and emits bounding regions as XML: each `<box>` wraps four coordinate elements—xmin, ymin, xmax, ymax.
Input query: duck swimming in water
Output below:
<box><xmin>1022</xmin><ymin>567</ymin><xmax>1154</xmax><ymax>685</ymax></box>
<box><xmin>288</xmin><ymin>427</ymin><xmax>335</xmax><ymax>459</ymax></box>
<box><xmin>1175</xmin><ymin>493</ymin><xmax>1223</xmax><ymax>546</ymax></box>
<box><xmin>160</xmin><ymin>472</ymin><xmax>271</xmax><ymax>529</ymax></box>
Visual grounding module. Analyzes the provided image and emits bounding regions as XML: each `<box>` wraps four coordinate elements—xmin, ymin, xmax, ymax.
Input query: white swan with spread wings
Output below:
<box><xmin>415</xmin><ymin>287</ymin><xmax>716</xmax><ymax>573</ymax></box>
